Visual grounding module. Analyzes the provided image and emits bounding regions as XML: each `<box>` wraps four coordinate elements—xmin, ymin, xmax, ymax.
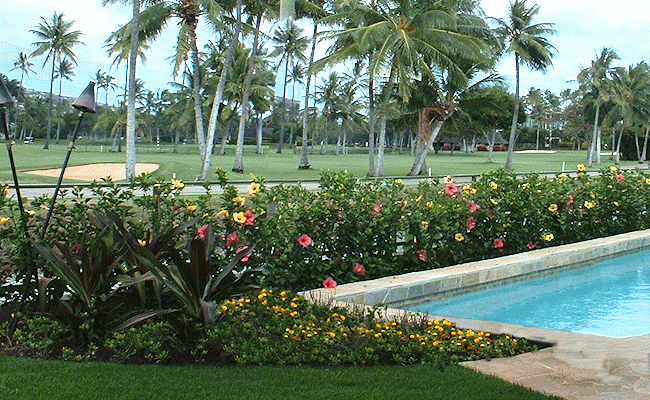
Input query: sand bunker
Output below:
<box><xmin>25</xmin><ymin>163</ymin><xmax>160</xmax><ymax>182</ymax></box>
<box><xmin>515</xmin><ymin>150</ymin><xmax>557</xmax><ymax>154</ymax></box>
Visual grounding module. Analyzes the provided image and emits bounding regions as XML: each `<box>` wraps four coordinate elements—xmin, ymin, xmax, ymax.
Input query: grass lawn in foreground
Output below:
<box><xmin>0</xmin><ymin>140</ymin><xmax>639</xmax><ymax>184</ymax></box>
<box><xmin>0</xmin><ymin>355</ymin><xmax>561</xmax><ymax>400</ymax></box>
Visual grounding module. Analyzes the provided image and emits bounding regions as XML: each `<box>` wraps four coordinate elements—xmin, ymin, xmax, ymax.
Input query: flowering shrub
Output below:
<box><xmin>205</xmin><ymin>289</ymin><xmax>535</xmax><ymax>366</ymax></box>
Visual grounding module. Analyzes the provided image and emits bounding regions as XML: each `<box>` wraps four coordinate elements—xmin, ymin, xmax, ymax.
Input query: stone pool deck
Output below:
<box><xmin>302</xmin><ymin>229</ymin><xmax>650</xmax><ymax>400</ymax></box>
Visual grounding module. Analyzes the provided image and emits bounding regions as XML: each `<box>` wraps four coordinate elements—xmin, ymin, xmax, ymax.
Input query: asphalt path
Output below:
<box><xmin>9</xmin><ymin>165</ymin><xmax>647</xmax><ymax>200</ymax></box>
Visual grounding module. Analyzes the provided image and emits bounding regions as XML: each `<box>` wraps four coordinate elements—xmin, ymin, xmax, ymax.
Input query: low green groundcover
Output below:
<box><xmin>1</xmin><ymin>288</ymin><xmax>536</xmax><ymax>367</ymax></box>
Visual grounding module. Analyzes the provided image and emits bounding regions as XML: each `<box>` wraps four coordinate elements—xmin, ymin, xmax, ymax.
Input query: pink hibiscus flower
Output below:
<box><xmin>468</xmin><ymin>200</ymin><xmax>481</xmax><ymax>213</ymax></box>
<box><xmin>244</xmin><ymin>210</ymin><xmax>255</xmax><ymax>225</ymax></box>
<box><xmin>616</xmin><ymin>174</ymin><xmax>625</xmax><ymax>182</ymax></box>
<box><xmin>445</xmin><ymin>182</ymin><xmax>459</xmax><ymax>196</ymax></box>
<box><xmin>418</xmin><ymin>249</ymin><xmax>427</xmax><ymax>261</ymax></box>
<box><xmin>527</xmin><ymin>242</ymin><xmax>536</xmax><ymax>250</ymax></box>
<box><xmin>226</xmin><ymin>231</ymin><xmax>239</xmax><ymax>247</ymax></box>
<box><xmin>323</xmin><ymin>277</ymin><xmax>337</xmax><ymax>289</ymax></box>
<box><xmin>353</xmin><ymin>262</ymin><xmax>365</xmax><ymax>276</ymax></box>
<box><xmin>494</xmin><ymin>238</ymin><xmax>504</xmax><ymax>249</ymax></box>
<box><xmin>372</xmin><ymin>204</ymin><xmax>382</xmax><ymax>218</ymax></box>
<box><xmin>466</xmin><ymin>216</ymin><xmax>476</xmax><ymax>230</ymax></box>
<box><xmin>236</xmin><ymin>246</ymin><xmax>251</xmax><ymax>262</ymax></box>
<box><xmin>198</xmin><ymin>224</ymin><xmax>209</xmax><ymax>239</ymax></box>
<box><xmin>298</xmin><ymin>234</ymin><xmax>312</xmax><ymax>247</ymax></box>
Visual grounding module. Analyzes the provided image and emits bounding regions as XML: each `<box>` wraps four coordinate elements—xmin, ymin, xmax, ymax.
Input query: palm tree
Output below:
<box><xmin>54</xmin><ymin>58</ymin><xmax>75</xmax><ymax>143</ymax></box>
<box><xmin>288</xmin><ymin>63</ymin><xmax>305</xmax><ymax>148</ymax></box>
<box><xmin>576</xmin><ymin>48</ymin><xmax>619</xmax><ymax>166</ymax></box>
<box><xmin>11</xmin><ymin>53</ymin><xmax>35</xmax><ymax>101</ymax></box>
<box><xmin>605</xmin><ymin>62</ymin><xmax>650</xmax><ymax>164</ymax></box>
<box><xmin>30</xmin><ymin>11</ymin><xmax>83</xmax><ymax>149</ymax></box>
<box><xmin>494</xmin><ymin>0</ymin><xmax>556</xmax><ymax>170</ymax></box>
<box><xmin>95</xmin><ymin>69</ymin><xmax>118</xmax><ymax>106</ymax></box>
<box><xmin>11</xmin><ymin>52</ymin><xmax>36</xmax><ymax>139</ymax></box>
<box><xmin>297</xmin><ymin>0</ymin><xmax>327</xmax><ymax>169</ymax></box>
<box><xmin>232</xmin><ymin>0</ymin><xmax>278</xmax><ymax>173</ymax></box>
<box><xmin>315</xmin><ymin>72</ymin><xmax>341</xmax><ymax>155</ymax></box>
<box><xmin>102</xmin><ymin>0</ymin><xmax>143</xmax><ymax>178</ymax></box>
<box><xmin>335</xmin><ymin>0</ymin><xmax>485</xmax><ymax>176</ymax></box>
<box><xmin>270</xmin><ymin>20</ymin><xmax>308</xmax><ymax>153</ymax></box>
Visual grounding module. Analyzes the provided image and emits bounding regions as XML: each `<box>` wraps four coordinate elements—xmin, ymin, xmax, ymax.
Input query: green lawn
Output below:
<box><xmin>0</xmin><ymin>355</ymin><xmax>561</xmax><ymax>400</ymax></box>
<box><xmin>0</xmin><ymin>139</ymin><xmax>639</xmax><ymax>184</ymax></box>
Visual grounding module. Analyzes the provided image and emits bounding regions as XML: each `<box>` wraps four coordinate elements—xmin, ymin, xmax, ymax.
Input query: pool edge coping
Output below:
<box><xmin>301</xmin><ymin>229</ymin><xmax>650</xmax><ymax>313</ymax></box>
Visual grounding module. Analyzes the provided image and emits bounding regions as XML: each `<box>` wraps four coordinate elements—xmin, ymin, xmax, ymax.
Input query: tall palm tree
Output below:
<box><xmin>102</xmin><ymin>0</ymin><xmax>144</xmax><ymax>178</ymax></box>
<box><xmin>330</xmin><ymin>0</ymin><xmax>485</xmax><ymax>176</ymax></box>
<box><xmin>95</xmin><ymin>69</ymin><xmax>118</xmax><ymax>106</ymax></box>
<box><xmin>315</xmin><ymin>72</ymin><xmax>341</xmax><ymax>155</ymax></box>
<box><xmin>605</xmin><ymin>62</ymin><xmax>650</xmax><ymax>164</ymax></box>
<box><xmin>576</xmin><ymin>47</ymin><xmax>619</xmax><ymax>166</ymax></box>
<box><xmin>201</xmin><ymin>0</ymin><xmax>243</xmax><ymax>180</ymax></box>
<box><xmin>30</xmin><ymin>11</ymin><xmax>83</xmax><ymax>149</ymax></box>
<box><xmin>494</xmin><ymin>0</ymin><xmax>556</xmax><ymax>170</ymax></box>
<box><xmin>270</xmin><ymin>20</ymin><xmax>308</xmax><ymax>153</ymax></box>
<box><xmin>288</xmin><ymin>63</ymin><xmax>305</xmax><ymax>148</ymax></box>
<box><xmin>11</xmin><ymin>52</ymin><xmax>36</xmax><ymax>139</ymax></box>
<box><xmin>54</xmin><ymin>58</ymin><xmax>75</xmax><ymax>143</ymax></box>
<box><xmin>233</xmin><ymin>0</ymin><xmax>278</xmax><ymax>173</ymax></box>
<box><xmin>297</xmin><ymin>0</ymin><xmax>327</xmax><ymax>169</ymax></box>
<box><xmin>11</xmin><ymin>53</ymin><xmax>36</xmax><ymax>101</ymax></box>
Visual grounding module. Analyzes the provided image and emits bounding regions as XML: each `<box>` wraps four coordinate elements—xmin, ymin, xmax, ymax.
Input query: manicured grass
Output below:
<box><xmin>1</xmin><ymin>140</ymin><xmax>639</xmax><ymax>184</ymax></box>
<box><xmin>0</xmin><ymin>355</ymin><xmax>561</xmax><ymax>400</ymax></box>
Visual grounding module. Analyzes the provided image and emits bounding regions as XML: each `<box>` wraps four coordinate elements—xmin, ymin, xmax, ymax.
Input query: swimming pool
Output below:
<box><xmin>406</xmin><ymin>249</ymin><xmax>650</xmax><ymax>338</ymax></box>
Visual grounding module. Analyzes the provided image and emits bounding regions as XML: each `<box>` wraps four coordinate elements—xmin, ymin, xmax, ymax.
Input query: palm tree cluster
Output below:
<box><xmin>16</xmin><ymin>0</ymin><xmax>567</xmax><ymax>179</ymax></box>
<box><xmin>577</xmin><ymin>50</ymin><xmax>650</xmax><ymax>165</ymax></box>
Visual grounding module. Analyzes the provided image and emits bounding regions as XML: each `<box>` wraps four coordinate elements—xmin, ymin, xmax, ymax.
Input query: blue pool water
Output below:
<box><xmin>407</xmin><ymin>249</ymin><xmax>650</xmax><ymax>338</ymax></box>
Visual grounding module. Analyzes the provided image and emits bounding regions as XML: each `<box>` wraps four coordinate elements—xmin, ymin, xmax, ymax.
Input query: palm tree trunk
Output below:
<box><xmin>615</xmin><ymin>123</ymin><xmax>624</xmax><ymax>164</ymax></box>
<box><xmin>277</xmin><ymin>56</ymin><xmax>290</xmax><ymax>154</ymax></box>
<box><xmin>587</xmin><ymin>101</ymin><xmax>600</xmax><ymax>166</ymax></box>
<box><xmin>233</xmin><ymin>15</ymin><xmax>262</xmax><ymax>173</ymax></box>
<box><xmin>299</xmin><ymin>22</ymin><xmax>318</xmax><ymax>169</ymax></box>
<box><xmin>125</xmin><ymin>0</ymin><xmax>140</xmax><ymax>179</ymax></box>
<box><xmin>256</xmin><ymin>112</ymin><xmax>264</xmax><ymax>154</ymax></box>
<box><xmin>199</xmin><ymin>0</ymin><xmax>241</xmax><ymax>181</ymax></box>
<box><xmin>643</xmin><ymin>127</ymin><xmax>649</xmax><ymax>162</ymax></box>
<box><xmin>56</xmin><ymin>75</ymin><xmax>62</xmax><ymax>143</ymax></box>
<box><xmin>409</xmin><ymin>120</ymin><xmax>444</xmax><ymax>175</ymax></box>
<box><xmin>367</xmin><ymin>55</ymin><xmax>376</xmax><ymax>176</ymax></box>
<box><xmin>44</xmin><ymin>57</ymin><xmax>56</xmax><ymax>149</ymax></box>
<box><xmin>190</xmin><ymin>26</ymin><xmax>206</xmax><ymax>164</ymax></box>
<box><xmin>505</xmin><ymin>53</ymin><xmax>520</xmax><ymax>170</ymax></box>
<box><xmin>375</xmin><ymin>63</ymin><xmax>397</xmax><ymax>177</ymax></box>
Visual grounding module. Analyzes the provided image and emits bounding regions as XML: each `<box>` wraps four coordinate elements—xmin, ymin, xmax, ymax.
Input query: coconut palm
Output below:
<box><xmin>576</xmin><ymin>48</ymin><xmax>619</xmax><ymax>166</ymax></box>
<box><xmin>102</xmin><ymin>0</ymin><xmax>144</xmax><ymax>177</ymax></box>
<box><xmin>494</xmin><ymin>0</ymin><xmax>556</xmax><ymax>170</ymax></box>
<box><xmin>231</xmin><ymin>45</ymin><xmax>275</xmax><ymax>172</ymax></box>
<box><xmin>604</xmin><ymin>62</ymin><xmax>650</xmax><ymax>164</ymax></box>
<box><xmin>95</xmin><ymin>69</ymin><xmax>118</xmax><ymax>106</ymax></box>
<box><xmin>322</xmin><ymin>0</ymin><xmax>487</xmax><ymax>176</ymax></box>
<box><xmin>270</xmin><ymin>20</ymin><xmax>308</xmax><ymax>153</ymax></box>
<box><xmin>11</xmin><ymin>53</ymin><xmax>36</xmax><ymax>102</ymax></box>
<box><xmin>288</xmin><ymin>63</ymin><xmax>305</xmax><ymax>148</ymax></box>
<box><xmin>11</xmin><ymin>52</ymin><xmax>36</xmax><ymax>139</ymax></box>
<box><xmin>232</xmin><ymin>0</ymin><xmax>278</xmax><ymax>173</ymax></box>
<box><xmin>297</xmin><ymin>0</ymin><xmax>327</xmax><ymax>169</ymax></box>
<box><xmin>30</xmin><ymin>11</ymin><xmax>83</xmax><ymax>149</ymax></box>
<box><xmin>54</xmin><ymin>58</ymin><xmax>75</xmax><ymax>143</ymax></box>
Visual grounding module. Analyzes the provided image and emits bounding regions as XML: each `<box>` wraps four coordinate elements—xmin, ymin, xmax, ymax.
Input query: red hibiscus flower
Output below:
<box><xmin>353</xmin><ymin>262</ymin><xmax>365</xmax><ymax>276</ymax></box>
<box><xmin>323</xmin><ymin>277</ymin><xmax>337</xmax><ymax>289</ymax></box>
<box><xmin>226</xmin><ymin>231</ymin><xmax>239</xmax><ymax>247</ymax></box>
<box><xmin>298</xmin><ymin>234</ymin><xmax>312</xmax><ymax>247</ymax></box>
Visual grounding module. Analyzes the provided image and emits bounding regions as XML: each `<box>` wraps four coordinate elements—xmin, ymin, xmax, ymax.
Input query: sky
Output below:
<box><xmin>1</xmin><ymin>0</ymin><xmax>650</xmax><ymax>105</ymax></box>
